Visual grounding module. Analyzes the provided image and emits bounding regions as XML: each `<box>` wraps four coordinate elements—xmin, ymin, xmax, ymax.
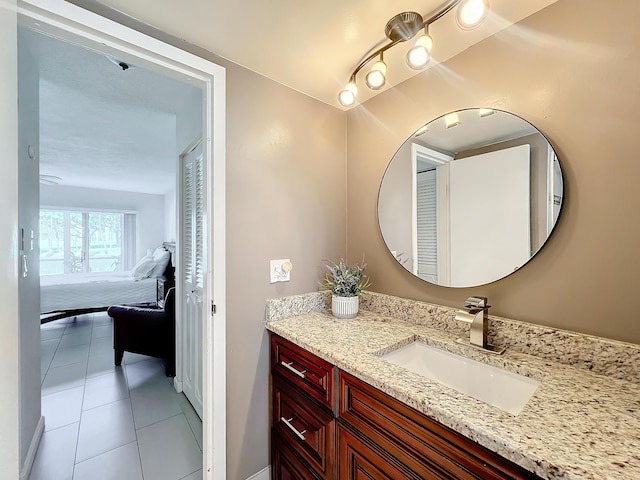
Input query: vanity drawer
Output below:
<box><xmin>271</xmin><ymin>334</ymin><xmax>335</xmax><ymax>409</ymax></box>
<box><xmin>272</xmin><ymin>429</ymin><xmax>322</xmax><ymax>480</ymax></box>
<box><xmin>272</xmin><ymin>378</ymin><xmax>335</xmax><ymax>479</ymax></box>
<box><xmin>339</xmin><ymin>371</ymin><xmax>538</xmax><ymax>480</ymax></box>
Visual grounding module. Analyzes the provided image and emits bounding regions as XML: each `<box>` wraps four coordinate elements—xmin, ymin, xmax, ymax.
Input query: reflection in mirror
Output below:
<box><xmin>378</xmin><ymin>109</ymin><xmax>563</xmax><ymax>288</ymax></box>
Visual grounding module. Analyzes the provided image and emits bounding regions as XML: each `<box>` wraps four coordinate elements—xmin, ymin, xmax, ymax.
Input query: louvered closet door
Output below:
<box><xmin>182</xmin><ymin>142</ymin><xmax>204</xmax><ymax>419</ymax></box>
<box><xmin>416</xmin><ymin>170</ymin><xmax>438</xmax><ymax>283</ymax></box>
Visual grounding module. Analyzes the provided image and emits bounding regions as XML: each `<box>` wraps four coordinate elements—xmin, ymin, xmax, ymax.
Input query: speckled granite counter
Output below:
<box><xmin>265</xmin><ymin>292</ymin><xmax>640</xmax><ymax>480</ymax></box>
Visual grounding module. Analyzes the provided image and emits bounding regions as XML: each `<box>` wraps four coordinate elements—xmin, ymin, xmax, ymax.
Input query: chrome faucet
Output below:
<box><xmin>455</xmin><ymin>297</ymin><xmax>505</xmax><ymax>355</ymax></box>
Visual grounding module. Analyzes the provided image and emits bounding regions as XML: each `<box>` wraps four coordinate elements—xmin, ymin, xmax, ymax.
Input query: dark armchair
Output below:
<box><xmin>107</xmin><ymin>287</ymin><xmax>176</xmax><ymax>377</ymax></box>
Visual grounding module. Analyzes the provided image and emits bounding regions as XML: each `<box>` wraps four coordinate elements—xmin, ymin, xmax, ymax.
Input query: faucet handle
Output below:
<box><xmin>463</xmin><ymin>296</ymin><xmax>490</xmax><ymax>312</ymax></box>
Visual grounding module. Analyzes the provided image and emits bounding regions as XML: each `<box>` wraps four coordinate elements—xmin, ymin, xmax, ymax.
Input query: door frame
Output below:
<box><xmin>17</xmin><ymin>1</ymin><xmax>227</xmax><ymax>478</ymax></box>
<box><xmin>410</xmin><ymin>144</ymin><xmax>452</xmax><ymax>279</ymax></box>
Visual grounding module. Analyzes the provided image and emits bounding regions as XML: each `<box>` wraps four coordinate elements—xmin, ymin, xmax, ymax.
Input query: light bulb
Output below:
<box><xmin>416</xmin><ymin>33</ymin><xmax>433</xmax><ymax>52</ymax></box>
<box><xmin>406</xmin><ymin>34</ymin><xmax>432</xmax><ymax>70</ymax></box>
<box><xmin>414</xmin><ymin>124</ymin><xmax>429</xmax><ymax>137</ymax></box>
<box><xmin>406</xmin><ymin>46</ymin><xmax>429</xmax><ymax>70</ymax></box>
<box><xmin>445</xmin><ymin>112</ymin><xmax>460</xmax><ymax>128</ymax></box>
<box><xmin>456</xmin><ymin>0</ymin><xmax>489</xmax><ymax>30</ymax></box>
<box><xmin>365</xmin><ymin>60</ymin><xmax>387</xmax><ymax>90</ymax></box>
<box><xmin>338</xmin><ymin>82</ymin><xmax>358</xmax><ymax>107</ymax></box>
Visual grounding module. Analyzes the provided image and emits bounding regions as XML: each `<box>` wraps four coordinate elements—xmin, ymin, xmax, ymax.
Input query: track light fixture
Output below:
<box><xmin>338</xmin><ymin>0</ymin><xmax>490</xmax><ymax>108</ymax></box>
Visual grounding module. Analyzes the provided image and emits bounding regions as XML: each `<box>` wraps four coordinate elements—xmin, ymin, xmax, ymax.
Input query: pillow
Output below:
<box><xmin>131</xmin><ymin>255</ymin><xmax>155</xmax><ymax>280</ymax></box>
<box><xmin>149</xmin><ymin>247</ymin><xmax>171</xmax><ymax>278</ymax></box>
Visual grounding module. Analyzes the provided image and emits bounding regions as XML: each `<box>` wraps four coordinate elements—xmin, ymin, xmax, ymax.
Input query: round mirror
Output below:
<box><xmin>377</xmin><ymin>108</ymin><xmax>563</xmax><ymax>288</ymax></box>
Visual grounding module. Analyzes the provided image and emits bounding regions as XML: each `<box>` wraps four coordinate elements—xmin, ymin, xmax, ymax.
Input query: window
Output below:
<box><xmin>40</xmin><ymin>209</ymin><xmax>136</xmax><ymax>275</ymax></box>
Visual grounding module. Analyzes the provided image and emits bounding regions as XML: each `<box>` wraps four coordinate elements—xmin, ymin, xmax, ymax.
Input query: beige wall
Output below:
<box><xmin>347</xmin><ymin>0</ymin><xmax>640</xmax><ymax>345</ymax></box>
<box><xmin>222</xmin><ymin>61</ymin><xmax>346</xmax><ymax>478</ymax></box>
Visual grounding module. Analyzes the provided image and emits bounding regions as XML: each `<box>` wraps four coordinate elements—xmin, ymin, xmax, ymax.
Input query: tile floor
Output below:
<box><xmin>32</xmin><ymin>312</ymin><xmax>202</xmax><ymax>480</ymax></box>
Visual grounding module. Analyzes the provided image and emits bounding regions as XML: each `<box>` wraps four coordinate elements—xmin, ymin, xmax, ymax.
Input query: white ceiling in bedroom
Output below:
<box><xmin>20</xmin><ymin>27</ymin><xmax>200</xmax><ymax>195</ymax></box>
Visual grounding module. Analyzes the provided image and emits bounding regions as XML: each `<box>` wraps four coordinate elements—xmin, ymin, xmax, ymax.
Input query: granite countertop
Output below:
<box><xmin>265</xmin><ymin>293</ymin><xmax>640</xmax><ymax>480</ymax></box>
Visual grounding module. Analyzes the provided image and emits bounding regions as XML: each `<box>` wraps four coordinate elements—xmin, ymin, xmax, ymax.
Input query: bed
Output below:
<box><xmin>40</xmin><ymin>243</ymin><xmax>174</xmax><ymax>322</ymax></box>
<box><xmin>41</xmin><ymin>271</ymin><xmax>157</xmax><ymax>314</ymax></box>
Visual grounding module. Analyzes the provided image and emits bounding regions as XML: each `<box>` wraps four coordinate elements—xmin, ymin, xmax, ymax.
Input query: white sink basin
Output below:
<box><xmin>381</xmin><ymin>341</ymin><xmax>539</xmax><ymax>415</ymax></box>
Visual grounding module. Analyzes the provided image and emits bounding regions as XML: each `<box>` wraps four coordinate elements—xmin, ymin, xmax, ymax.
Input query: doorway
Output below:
<box><xmin>15</xmin><ymin>1</ymin><xmax>226</xmax><ymax>478</ymax></box>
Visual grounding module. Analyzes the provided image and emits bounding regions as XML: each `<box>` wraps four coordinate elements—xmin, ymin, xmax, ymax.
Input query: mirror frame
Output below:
<box><xmin>376</xmin><ymin>108</ymin><xmax>564</xmax><ymax>288</ymax></box>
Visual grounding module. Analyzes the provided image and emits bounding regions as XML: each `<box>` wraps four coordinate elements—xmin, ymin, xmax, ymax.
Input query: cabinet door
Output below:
<box><xmin>339</xmin><ymin>371</ymin><xmax>538</xmax><ymax>480</ymax></box>
<box><xmin>337</xmin><ymin>423</ymin><xmax>426</xmax><ymax>480</ymax></box>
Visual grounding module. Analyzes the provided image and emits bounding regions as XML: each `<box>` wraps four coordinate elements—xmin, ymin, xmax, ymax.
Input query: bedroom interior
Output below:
<box><xmin>19</xmin><ymin>24</ymin><xmax>207</xmax><ymax>479</ymax></box>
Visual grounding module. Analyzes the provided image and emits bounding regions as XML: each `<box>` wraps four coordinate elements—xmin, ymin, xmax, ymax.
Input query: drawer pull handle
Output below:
<box><xmin>281</xmin><ymin>417</ymin><xmax>306</xmax><ymax>441</ymax></box>
<box><xmin>281</xmin><ymin>361</ymin><xmax>306</xmax><ymax>378</ymax></box>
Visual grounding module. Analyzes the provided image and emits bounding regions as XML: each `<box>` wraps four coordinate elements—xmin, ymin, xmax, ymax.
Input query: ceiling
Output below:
<box><xmin>85</xmin><ymin>0</ymin><xmax>560</xmax><ymax>108</ymax></box>
<box><xmin>19</xmin><ymin>27</ymin><xmax>200</xmax><ymax>195</ymax></box>
<box><xmin>19</xmin><ymin>0</ymin><xmax>560</xmax><ymax>197</ymax></box>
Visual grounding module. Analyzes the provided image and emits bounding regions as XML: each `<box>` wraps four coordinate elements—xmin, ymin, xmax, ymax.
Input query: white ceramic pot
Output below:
<box><xmin>331</xmin><ymin>295</ymin><xmax>359</xmax><ymax>319</ymax></box>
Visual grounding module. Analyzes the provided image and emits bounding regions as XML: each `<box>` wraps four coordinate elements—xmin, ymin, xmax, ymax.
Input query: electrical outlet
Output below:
<box><xmin>270</xmin><ymin>259</ymin><xmax>292</xmax><ymax>283</ymax></box>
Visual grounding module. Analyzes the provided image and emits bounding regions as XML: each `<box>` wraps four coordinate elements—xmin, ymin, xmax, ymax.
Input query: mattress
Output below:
<box><xmin>40</xmin><ymin>271</ymin><xmax>157</xmax><ymax>313</ymax></box>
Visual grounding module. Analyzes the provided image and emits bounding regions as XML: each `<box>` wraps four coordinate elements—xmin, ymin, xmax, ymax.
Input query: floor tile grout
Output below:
<box><xmin>135</xmin><ymin>411</ymin><xmax>186</xmax><ymax>432</ymax></box>
<box><xmin>124</xmin><ymin>352</ymin><xmax>146</xmax><ymax>479</ymax></box>
<box><xmin>72</xmin><ymin>439</ymin><xmax>139</xmax><ymax>468</ymax></box>
<box><xmin>72</xmin><ymin>315</ymin><xmax>92</xmax><ymax>477</ymax></box>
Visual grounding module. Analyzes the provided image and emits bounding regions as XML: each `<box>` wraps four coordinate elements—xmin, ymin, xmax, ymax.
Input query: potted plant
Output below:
<box><xmin>320</xmin><ymin>257</ymin><xmax>371</xmax><ymax>319</ymax></box>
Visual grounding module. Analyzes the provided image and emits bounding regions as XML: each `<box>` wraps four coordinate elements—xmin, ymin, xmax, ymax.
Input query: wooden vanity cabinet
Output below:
<box><xmin>270</xmin><ymin>334</ymin><xmax>540</xmax><ymax>480</ymax></box>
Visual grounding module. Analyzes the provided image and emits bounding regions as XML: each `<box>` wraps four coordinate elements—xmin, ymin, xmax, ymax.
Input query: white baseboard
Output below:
<box><xmin>173</xmin><ymin>377</ymin><xmax>183</xmax><ymax>393</ymax></box>
<box><xmin>19</xmin><ymin>415</ymin><xmax>45</xmax><ymax>480</ymax></box>
<box><xmin>246</xmin><ymin>465</ymin><xmax>270</xmax><ymax>480</ymax></box>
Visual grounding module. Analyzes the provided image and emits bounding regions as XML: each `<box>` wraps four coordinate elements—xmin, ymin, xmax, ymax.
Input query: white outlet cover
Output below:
<box><xmin>270</xmin><ymin>259</ymin><xmax>291</xmax><ymax>283</ymax></box>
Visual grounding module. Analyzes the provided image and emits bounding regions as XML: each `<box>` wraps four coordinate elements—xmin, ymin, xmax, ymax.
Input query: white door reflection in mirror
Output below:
<box><xmin>449</xmin><ymin>145</ymin><xmax>530</xmax><ymax>287</ymax></box>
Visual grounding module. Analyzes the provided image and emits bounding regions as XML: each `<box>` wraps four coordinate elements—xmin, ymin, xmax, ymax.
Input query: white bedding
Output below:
<box><xmin>40</xmin><ymin>271</ymin><xmax>157</xmax><ymax>313</ymax></box>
